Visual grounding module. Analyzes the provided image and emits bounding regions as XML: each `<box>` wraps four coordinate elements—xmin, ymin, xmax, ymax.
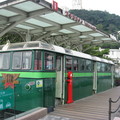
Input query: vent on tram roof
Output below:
<box><xmin>26</xmin><ymin>43</ymin><xmax>39</xmax><ymax>48</ymax></box>
<box><xmin>65</xmin><ymin>49</ymin><xmax>72</xmax><ymax>54</ymax></box>
<box><xmin>41</xmin><ymin>42</ymin><xmax>54</xmax><ymax>50</ymax></box>
<box><xmin>9</xmin><ymin>43</ymin><xmax>25</xmax><ymax>49</ymax></box>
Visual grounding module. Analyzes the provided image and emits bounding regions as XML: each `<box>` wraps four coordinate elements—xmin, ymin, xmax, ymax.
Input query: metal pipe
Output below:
<box><xmin>109</xmin><ymin>98</ymin><xmax>112</xmax><ymax>120</ymax></box>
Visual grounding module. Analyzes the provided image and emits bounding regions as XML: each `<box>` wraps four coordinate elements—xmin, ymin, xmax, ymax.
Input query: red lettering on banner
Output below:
<box><xmin>63</xmin><ymin>10</ymin><xmax>96</xmax><ymax>30</ymax></box>
<box><xmin>52</xmin><ymin>1</ymin><xmax>58</xmax><ymax>11</ymax></box>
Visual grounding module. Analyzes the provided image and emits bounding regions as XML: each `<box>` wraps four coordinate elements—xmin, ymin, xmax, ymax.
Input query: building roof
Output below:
<box><xmin>0</xmin><ymin>0</ymin><xmax>117</xmax><ymax>51</ymax></box>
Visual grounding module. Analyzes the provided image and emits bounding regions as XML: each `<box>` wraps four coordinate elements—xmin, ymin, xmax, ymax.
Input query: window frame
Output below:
<box><xmin>12</xmin><ymin>51</ymin><xmax>32</xmax><ymax>70</ymax></box>
<box><xmin>56</xmin><ymin>55</ymin><xmax>61</xmax><ymax>71</ymax></box>
<box><xmin>97</xmin><ymin>62</ymin><xmax>101</xmax><ymax>72</ymax></box>
<box><xmin>73</xmin><ymin>57</ymin><xmax>79</xmax><ymax>72</ymax></box>
<box><xmin>86</xmin><ymin>59</ymin><xmax>93</xmax><ymax>72</ymax></box>
<box><xmin>22</xmin><ymin>51</ymin><xmax>32</xmax><ymax>70</ymax></box>
<box><xmin>0</xmin><ymin>52</ymin><xmax>10</xmax><ymax>70</ymax></box>
<box><xmin>107</xmin><ymin>64</ymin><xmax>112</xmax><ymax>72</ymax></box>
<box><xmin>34</xmin><ymin>50</ymin><xmax>42</xmax><ymax>70</ymax></box>
<box><xmin>80</xmin><ymin>58</ymin><xmax>86</xmax><ymax>71</ymax></box>
<box><xmin>44</xmin><ymin>52</ymin><xmax>55</xmax><ymax>70</ymax></box>
<box><xmin>65</xmin><ymin>56</ymin><xmax>73</xmax><ymax>71</ymax></box>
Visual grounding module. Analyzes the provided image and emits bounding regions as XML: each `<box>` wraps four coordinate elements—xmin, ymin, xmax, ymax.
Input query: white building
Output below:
<box><xmin>99</xmin><ymin>48</ymin><xmax>120</xmax><ymax>63</ymax></box>
<box><xmin>106</xmin><ymin>49</ymin><xmax>120</xmax><ymax>63</ymax></box>
<box><xmin>99</xmin><ymin>47</ymin><xmax>120</xmax><ymax>78</ymax></box>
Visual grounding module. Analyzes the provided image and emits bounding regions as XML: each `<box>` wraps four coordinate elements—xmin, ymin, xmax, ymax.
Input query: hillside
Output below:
<box><xmin>70</xmin><ymin>9</ymin><xmax>120</xmax><ymax>48</ymax></box>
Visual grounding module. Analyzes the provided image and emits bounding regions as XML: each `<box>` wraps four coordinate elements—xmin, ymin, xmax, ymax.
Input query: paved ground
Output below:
<box><xmin>40</xmin><ymin>86</ymin><xmax>120</xmax><ymax>120</ymax></box>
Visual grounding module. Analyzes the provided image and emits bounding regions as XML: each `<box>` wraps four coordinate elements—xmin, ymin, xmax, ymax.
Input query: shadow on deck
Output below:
<box><xmin>41</xmin><ymin>86</ymin><xmax>120</xmax><ymax>120</ymax></box>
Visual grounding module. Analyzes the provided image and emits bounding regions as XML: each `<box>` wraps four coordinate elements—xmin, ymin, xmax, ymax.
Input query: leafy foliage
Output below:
<box><xmin>83</xmin><ymin>45</ymin><xmax>109</xmax><ymax>58</ymax></box>
<box><xmin>0</xmin><ymin>32</ymin><xmax>24</xmax><ymax>44</ymax></box>
<box><xmin>70</xmin><ymin>9</ymin><xmax>120</xmax><ymax>48</ymax></box>
<box><xmin>70</xmin><ymin>9</ymin><xmax>120</xmax><ymax>57</ymax></box>
<box><xmin>70</xmin><ymin>9</ymin><xmax>120</xmax><ymax>35</ymax></box>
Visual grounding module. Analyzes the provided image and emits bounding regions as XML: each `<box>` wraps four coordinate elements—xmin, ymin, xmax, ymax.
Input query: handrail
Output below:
<box><xmin>111</xmin><ymin>96</ymin><xmax>120</xmax><ymax>103</ymax></box>
<box><xmin>109</xmin><ymin>97</ymin><xmax>120</xmax><ymax>120</ymax></box>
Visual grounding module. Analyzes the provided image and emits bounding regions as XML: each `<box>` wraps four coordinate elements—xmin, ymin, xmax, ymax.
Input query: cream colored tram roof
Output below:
<box><xmin>0</xmin><ymin>0</ymin><xmax>117</xmax><ymax>50</ymax></box>
<box><xmin>0</xmin><ymin>41</ymin><xmax>114</xmax><ymax>64</ymax></box>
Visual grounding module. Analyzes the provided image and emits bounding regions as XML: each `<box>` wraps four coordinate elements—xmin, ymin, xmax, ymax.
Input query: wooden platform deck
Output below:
<box><xmin>50</xmin><ymin>87</ymin><xmax>120</xmax><ymax>120</ymax></box>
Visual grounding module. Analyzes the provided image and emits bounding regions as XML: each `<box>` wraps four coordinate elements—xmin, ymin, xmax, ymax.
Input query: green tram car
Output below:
<box><xmin>0</xmin><ymin>41</ymin><xmax>114</xmax><ymax>113</ymax></box>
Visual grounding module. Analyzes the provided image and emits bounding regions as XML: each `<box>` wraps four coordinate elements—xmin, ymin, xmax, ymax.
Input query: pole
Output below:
<box><xmin>109</xmin><ymin>98</ymin><xmax>112</xmax><ymax>120</ymax></box>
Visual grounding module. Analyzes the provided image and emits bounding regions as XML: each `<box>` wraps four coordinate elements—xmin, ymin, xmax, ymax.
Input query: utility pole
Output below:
<box><xmin>72</xmin><ymin>0</ymin><xmax>82</xmax><ymax>9</ymax></box>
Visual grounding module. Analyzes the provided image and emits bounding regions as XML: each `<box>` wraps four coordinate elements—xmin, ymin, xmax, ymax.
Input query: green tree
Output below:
<box><xmin>0</xmin><ymin>32</ymin><xmax>24</xmax><ymax>45</ymax></box>
<box><xmin>83</xmin><ymin>45</ymin><xmax>109</xmax><ymax>58</ymax></box>
<box><xmin>70</xmin><ymin>9</ymin><xmax>120</xmax><ymax>48</ymax></box>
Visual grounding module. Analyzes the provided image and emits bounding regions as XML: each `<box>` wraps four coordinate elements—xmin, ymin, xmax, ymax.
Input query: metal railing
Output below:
<box><xmin>4</xmin><ymin>112</ymin><xmax>15</xmax><ymax>119</ymax></box>
<box><xmin>109</xmin><ymin>96</ymin><xmax>120</xmax><ymax>120</ymax></box>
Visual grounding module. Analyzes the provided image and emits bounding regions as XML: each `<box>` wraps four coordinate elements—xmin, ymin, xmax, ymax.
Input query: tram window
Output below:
<box><xmin>80</xmin><ymin>59</ymin><xmax>85</xmax><ymax>71</ymax></box>
<box><xmin>34</xmin><ymin>51</ymin><xmax>42</xmax><ymax>70</ymax></box>
<box><xmin>45</xmin><ymin>53</ymin><xmax>54</xmax><ymax>70</ymax></box>
<box><xmin>22</xmin><ymin>51</ymin><xmax>32</xmax><ymax>69</ymax></box>
<box><xmin>12</xmin><ymin>51</ymin><xmax>32</xmax><ymax>70</ymax></box>
<box><xmin>12</xmin><ymin>52</ymin><xmax>22</xmax><ymax>69</ymax></box>
<box><xmin>0</xmin><ymin>53</ymin><xmax>10</xmax><ymax>69</ymax></box>
<box><xmin>66</xmin><ymin>56</ymin><xmax>72</xmax><ymax>71</ymax></box>
<box><xmin>106</xmin><ymin>64</ymin><xmax>111</xmax><ymax>72</ymax></box>
<box><xmin>101</xmin><ymin>63</ymin><xmax>105</xmax><ymax>72</ymax></box>
<box><xmin>56</xmin><ymin>56</ymin><xmax>61</xmax><ymax>71</ymax></box>
<box><xmin>73</xmin><ymin>59</ymin><xmax>78</xmax><ymax>71</ymax></box>
<box><xmin>97</xmin><ymin>62</ymin><xmax>101</xmax><ymax>72</ymax></box>
<box><xmin>86</xmin><ymin>60</ymin><xmax>92</xmax><ymax>71</ymax></box>
<box><xmin>105</xmin><ymin>64</ymin><xmax>108</xmax><ymax>71</ymax></box>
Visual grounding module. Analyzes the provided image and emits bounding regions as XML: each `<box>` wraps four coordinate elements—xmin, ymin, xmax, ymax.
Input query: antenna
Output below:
<box><xmin>72</xmin><ymin>0</ymin><xmax>82</xmax><ymax>9</ymax></box>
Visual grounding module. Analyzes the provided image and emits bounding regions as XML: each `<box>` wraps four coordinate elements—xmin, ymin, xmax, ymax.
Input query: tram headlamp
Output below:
<box><xmin>25</xmin><ymin>84</ymin><xmax>31</xmax><ymax>90</ymax></box>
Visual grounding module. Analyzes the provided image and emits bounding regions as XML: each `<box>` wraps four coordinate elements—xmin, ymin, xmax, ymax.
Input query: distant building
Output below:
<box><xmin>99</xmin><ymin>47</ymin><xmax>120</xmax><ymax>78</ymax></box>
<box><xmin>99</xmin><ymin>48</ymin><xmax>120</xmax><ymax>64</ymax></box>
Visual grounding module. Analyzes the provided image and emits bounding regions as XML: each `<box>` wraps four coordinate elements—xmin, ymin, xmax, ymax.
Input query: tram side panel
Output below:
<box><xmin>0</xmin><ymin>72</ymin><xmax>56</xmax><ymax>112</ymax></box>
<box><xmin>0</xmin><ymin>50</ymin><xmax>56</xmax><ymax>112</ymax></box>
<box><xmin>65</xmin><ymin>56</ymin><xmax>93</xmax><ymax>102</ymax></box>
<box><xmin>72</xmin><ymin>75</ymin><xmax>93</xmax><ymax>100</ymax></box>
<box><xmin>43</xmin><ymin>77</ymin><xmax>55</xmax><ymax>108</ymax></box>
<box><xmin>0</xmin><ymin>74</ymin><xmax>45</xmax><ymax>112</ymax></box>
<box><xmin>0</xmin><ymin>78</ymin><xmax>14</xmax><ymax>111</ymax></box>
<box><xmin>97</xmin><ymin>62</ymin><xmax>113</xmax><ymax>93</ymax></box>
<box><xmin>15</xmin><ymin>77</ymin><xmax>44</xmax><ymax>111</ymax></box>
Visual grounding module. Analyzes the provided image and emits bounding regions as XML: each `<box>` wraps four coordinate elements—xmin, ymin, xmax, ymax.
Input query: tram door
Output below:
<box><xmin>55</xmin><ymin>55</ymin><xmax>64</xmax><ymax>106</ymax></box>
<box><xmin>93</xmin><ymin>62</ymin><xmax>97</xmax><ymax>93</ymax></box>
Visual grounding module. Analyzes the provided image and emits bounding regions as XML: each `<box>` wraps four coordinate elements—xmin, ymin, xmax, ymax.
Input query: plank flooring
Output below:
<box><xmin>49</xmin><ymin>87</ymin><xmax>120</xmax><ymax>120</ymax></box>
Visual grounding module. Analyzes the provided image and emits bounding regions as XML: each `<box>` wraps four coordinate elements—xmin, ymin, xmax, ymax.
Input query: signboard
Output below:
<box><xmin>52</xmin><ymin>0</ymin><xmax>58</xmax><ymax>11</ymax></box>
<box><xmin>36</xmin><ymin>80</ymin><xmax>43</xmax><ymax>88</ymax></box>
<box><xmin>0</xmin><ymin>89</ymin><xmax>14</xmax><ymax>110</ymax></box>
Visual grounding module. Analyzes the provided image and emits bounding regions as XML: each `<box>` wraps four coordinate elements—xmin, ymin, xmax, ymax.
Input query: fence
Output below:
<box><xmin>109</xmin><ymin>96</ymin><xmax>120</xmax><ymax>120</ymax></box>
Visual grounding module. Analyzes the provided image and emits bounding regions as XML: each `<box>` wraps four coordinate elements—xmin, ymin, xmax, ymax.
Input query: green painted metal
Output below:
<box><xmin>65</xmin><ymin>76</ymin><xmax>93</xmax><ymax>102</ymax></box>
<box><xmin>97</xmin><ymin>73</ymin><xmax>112</xmax><ymax>76</ymax></box>
<box><xmin>0</xmin><ymin>75</ymin><xmax>55</xmax><ymax>112</ymax></box>
<box><xmin>14</xmin><ymin>78</ymin><xmax>55</xmax><ymax>111</ymax></box>
<box><xmin>0</xmin><ymin>71</ymin><xmax>56</xmax><ymax>78</ymax></box>
<box><xmin>0</xmin><ymin>88</ymin><xmax>14</xmax><ymax>110</ymax></box>
<box><xmin>14</xmin><ymin>78</ymin><xmax>44</xmax><ymax>111</ymax></box>
<box><xmin>73</xmin><ymin>73</ymin><xmax>93</xmax><ymax>77</ymax></box>
<box><xmin>65</xmin><ymin>72</ymin><xmax>93</xmax><ymax>77</ymax></box>
<box><xmin>97</xmin><ymin>73</ymin><xmax>112</xmax><ymax>93</ymax></box>
<box><xmin>43</xmin><ymin>78</ymin><xmax>55</xmax><ymax>107</ymax></box>
<box><xmin>65</xmin><ymin>72</ymin><xmax>112</xmax><ymax>102</ymax></box>
<box><xmin>72</xmin><ymin>77</ymin><xmax>93</xmax><ymax>100</ymax></box>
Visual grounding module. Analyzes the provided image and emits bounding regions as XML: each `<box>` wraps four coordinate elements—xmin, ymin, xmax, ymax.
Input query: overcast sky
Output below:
<box><xmin>0</xmin><ymin>0</ymin><xmax>120</xmax><ymax>16</ymax></box>
<box><xmin>46</xmin><ymin>0</ymin><xmax>120</xmax><ymax>16</ymax></box>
